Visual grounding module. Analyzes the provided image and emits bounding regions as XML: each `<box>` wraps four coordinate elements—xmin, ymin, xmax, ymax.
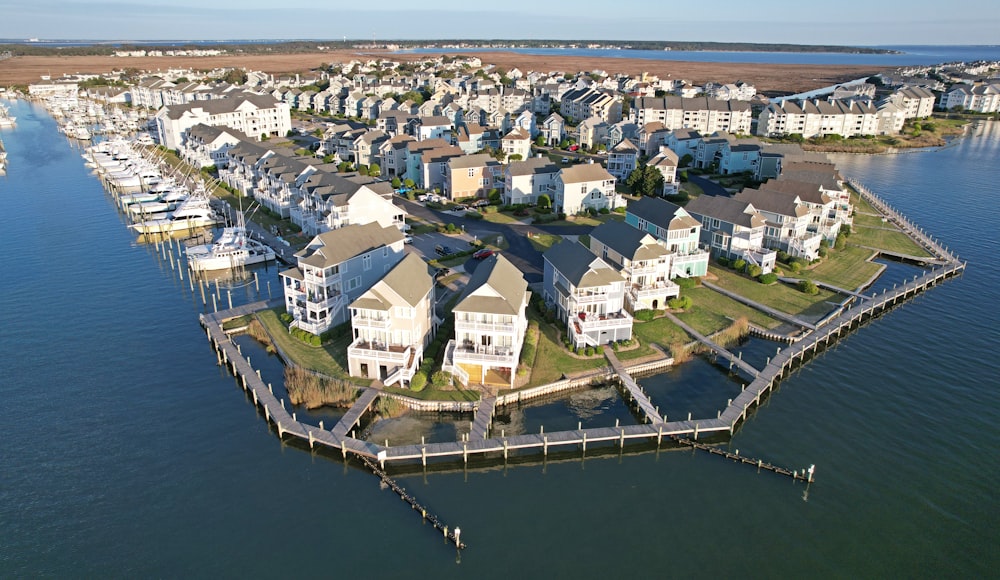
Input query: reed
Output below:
<box><xmin>712</xmin><ymin>317</ymin><xmax>750</xmax><ymax>348</ymax></box>
<box><xmin>375</xmin><ymin>396</ymin><xmax>407</xmax><ymax>419</ymax></box>
<box><xmin>284</xmin><ymin>366</ymin><xmax>358</xmax><ymax>409</ymax></box>
<box><xmin>245</xmin><ymin>319</ymin><xmax>275</xmax><ymax>353</ymax></box>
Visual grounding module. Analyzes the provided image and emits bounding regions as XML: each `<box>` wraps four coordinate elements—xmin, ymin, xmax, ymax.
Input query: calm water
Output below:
<box><xmin>397</xmin><ymin>44</ymin><xmax>1000</xmax><ymax>66</ymax></box>
<box><xmin>1</xmin><ymin>101</ymin><xmax>997</xmax><ymax>577</ymax></box>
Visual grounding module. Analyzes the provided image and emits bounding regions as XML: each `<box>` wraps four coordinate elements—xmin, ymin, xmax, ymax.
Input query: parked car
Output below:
<box><xmin>435</xmin><ymin>245</ymin><xmax>453</xmax><ymax>256</ymax></box>
<box><xmin>434</xmin><ymin>267</ymin><xmax>451</xmax><ymax>279</ymax></box>
<box><xmin>472</xmin><ymin>199</ymin><xmax>490</xmax><ymax>208</ymax></box>
<box><xmin>473</xmin><ymin>248</ymin><xmax>494</xmax><ymax>260</ymax></box>
<box><xmin>561</xmin><ymin>157</ymin><xmax>569</xmax><ymax>164</ymax></box>
<box><xmin>404</xmin><ymin>235</ymin><xmax>413</xmax><ymax>244</ymax></box>
<box><xmin>417</xmin><ymin>194</ymin><xmax>428</xmax><ymax>202</ymax></box>
<box><xmin>569</xmin><ymin>144</ymin><xmax>579</xmax><ymax>151</ymax></box>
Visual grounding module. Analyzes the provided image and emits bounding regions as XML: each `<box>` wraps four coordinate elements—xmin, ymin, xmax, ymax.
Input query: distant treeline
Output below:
<box><xmin>0</xmin><ymin>39</ymin><xmax>896</xmax><ymax>57</ymax></box>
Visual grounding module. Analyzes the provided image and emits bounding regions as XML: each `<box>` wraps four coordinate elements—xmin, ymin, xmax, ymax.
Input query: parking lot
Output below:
<box><xmin>406</xmin><ymin>231</ymin><xmax>476</xmax><ymax>262</ymax></box>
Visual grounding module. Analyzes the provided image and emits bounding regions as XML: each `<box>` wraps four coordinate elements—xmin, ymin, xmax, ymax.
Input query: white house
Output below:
<box><xmin>555</xmin><ymin>163</ymin><xmax>619</xmax><ymax>215</ymax></box>
<box><xmin>153</xmin><ymin>93</ymin><xmax>291</xmax><ymax>150</ymax></box>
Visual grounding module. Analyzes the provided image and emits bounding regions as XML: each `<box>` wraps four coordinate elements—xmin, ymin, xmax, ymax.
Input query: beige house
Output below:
<box><xmin>347</xmin><ymin>253</ymin><xmax>435</xmax><ymax>387</ymax></box>
<box><xmin>444</xmin><ymin>153</ymin><xmax>500</xmax><ymax>200</ymax></box>
<box><xmin>500</xmin><ymin>127</ymin><xmax>532</xmax><ymax>161</ymax></box>
<box><xmin>555</xmin><ymin>163</ymin><xmax>620</xmax><ymax>215</ymax></box>
<box><xmin>443</xmin><ymin>254</ymin><xmax>530</xmax><ymax>389</ymax></box>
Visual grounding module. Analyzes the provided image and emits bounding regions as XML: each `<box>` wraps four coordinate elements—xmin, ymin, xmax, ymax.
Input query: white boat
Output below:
<box><xmin>128</xmin><ymin>200</ymin><xmax>181</xmax><ymax>216</ymax></box>
<box><xmin>129</xmin><ymin>192</ymin><xmax>218</xmax><ymax>235</ymax></box>
<box><xmin>186</xmin><ymin>222</ymin><xmax>276</xmax><ymax>272</ymax></box>
<box><xmin>119</xmin><ymin>192</ymin><xmax>162</xmax><ymax>204</ymax></box>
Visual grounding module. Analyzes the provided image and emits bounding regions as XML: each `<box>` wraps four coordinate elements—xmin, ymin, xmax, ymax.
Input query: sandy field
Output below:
<box><xmin>0</xmin><ymin>49</ymin><xmax>881</xmax><ymax>95</ymax></box>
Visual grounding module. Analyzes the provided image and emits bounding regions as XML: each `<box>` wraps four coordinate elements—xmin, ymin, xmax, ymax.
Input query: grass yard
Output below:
<box><xmin>851</xmin><ymin>211</ymin><xmax>894</xmax><ymax>229</ymax></box>
<box><xmin>708</xmin><ymin>266</ymin><xmax>838</xmax><ymax>318</ymax></box>
<box><xmin>545</xmin><ymin>213</ymin><xmax>624</xmax><ymax>227</ymax></box>
<box><xmin>681</xmin><ymin>287</ymin><xmax>783</xmax><ymax>330</ymax></box>
<box><xmin>527</xmin><ymin>233</ymin><xmax>562</xmax><ymax>252</ymax></box>
<box><xmin>619</xmin><ymin>316</ymin><xmax>690</xmax><ymax>360</ymax></box>
<box><xmin>849</xmin><ymin>189</ymin><xmax>880</xmax><ymax>215</ymax></box>
<box><xmin>525</xmin><ymin>314</ymin><xmax>607</xmax><ymax>387</ymax></box>
<box><xmin>806</xmin><ymin>246</ymin><xmax>882</xmax><ymax>290</ymax></box>
<box><xmin>481</xmin><ymin>211</ymin><xmax>525</xmax><ymax>225</ymax></box>
<box><xmin>255</xmin><ymin>308</ymin><xmax>367</xmax><ymax>383</ymax></box>
<box><xmin>382</xmin><ymin>384</ymin><xmax>480</xmax><ymax>402</ymax></box>
<box><xmin>849</xmin><ymin>226</ymin><xmax>933</xmax><ymax>257</ymax></box>
<box><xmin>681</xmin><ymin>181</ymin><xmax>704</xmax><ymax>197</ymax></box>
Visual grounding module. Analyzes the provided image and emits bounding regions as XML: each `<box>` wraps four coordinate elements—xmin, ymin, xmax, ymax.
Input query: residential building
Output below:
<box><xmin>589</xmin><ymin>221</ymin><xmax>679</xmax><ymax>311</ymax></box>
<box><xmin>180</xmin><ymin>123</ymin><xmax>250</xmax><ymax>168</ymax></box>
<box><xmin>442</xmin><ymin>254</ymin><xmax>530</xmax><ymax>389</ymax></box>
<box><xmin>631</xmin><ymin>96</ymin><xmax>752</xmax><ymax>134</ymax></box>
<box><xmin>555</xmin><ymin>163</ymin><xmax>620</xmax><ymax>215</ymax></box>
<box><xmin>756</xmin><ymin>99</ymin><xmax>879</xmax><ymax>138</ymax></box>
<box><xmin>445</xmin><ymin>154</ymin><xmax>501</xmax><ymax>200</ymax></box>
<box><xmin>543</xmin><ymin>241</ymin><xmax>633</xmax><ymax>348</ymax></box>
<box><xmin>685</xmin><ymin>195</ymin><xmax>776</xmax><ymax>274</ymax></box>
<box><xmin>888</xmin><ymin>86</ymin><xmax>936</xmax><ymax>119</ymax></box>
<box><xmin>664</xmin><ymin>128</ymin><xmax>702</xmax><ymax>160</ymax></box>
<box><xmin>758</xmin><ymin>179</ymin><xmax>845</xmax><ymax>242</ymax></box>
<box><xmin>560</xmin><ymin>86</ymin><xmax>622</xmax><ymax>123</ymax></box>
<box><xmin>153</xmin><ymin>93</ymin><xmax>291</xmax><ymax>150</ymax></box>
<box><xmin>347</xmin><ymin>253</ymin><xmax>434</xmax><ymax>387</ymax></box>
<box><xmin>293</xmin><ymin>171</ymin><xmax>405</xmax><ymax>236</ymax></box>
<box><xmin>540</xmin><ymin>113</ymin><xmax>566</xmax><ymax>146</ymax></box>
<box><xmin>733</xmin><ymin>188</ymin><xmax>823</xmax><ymax>260</ymax></box>
<box><xmin>503</xmin><ymin>157</ymin><xmax>560</xmax><ymax>205</ymax></box>
<box><xmin>647</xmin><ymin>146</ymin><xmax>679</xmax><ymax>195</ymax></box>
<box><xmin>500</xmin><ymin>128</ymin><xmax>531</xmax><ymax>161</ymax></box>
<box><xmin>624</xmin><ymin>196</ymin><xmax>709</xmax><ymax>277</ymax></box>
<box><xmin>280</xmin><ymin>222</ymin><xmax>406</xmax><ymax>335</ymax></box>
<box><xmin>606</xmin><ymin>138</ymin><xmax>639</xmax><ymax>181</ymax></box>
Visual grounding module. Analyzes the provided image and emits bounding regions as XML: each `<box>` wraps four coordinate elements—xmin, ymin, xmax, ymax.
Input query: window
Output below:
<box><xmin>347</xmin><ymin>276</ymin><xmax>362</xmax><ymax>291</ymax></box>
<box><xmin>363</xmin><ymin>254</ymin><xmax>372</xmax><ymax>271</ymax></box>
<box><xmin>711</xmin><ymin>218</ymin><xmax>721</xmax><ymax>229</ymax></box>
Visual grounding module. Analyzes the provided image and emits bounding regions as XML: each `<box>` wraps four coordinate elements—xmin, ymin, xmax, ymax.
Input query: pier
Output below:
<box><xmin>662</xmin><ymin>312</ymin><xmax>762</xmax><ymax>379</ymax></box>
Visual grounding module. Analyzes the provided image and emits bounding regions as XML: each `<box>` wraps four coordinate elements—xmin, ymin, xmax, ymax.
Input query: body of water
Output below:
<box><xmin>396</xmin><ymin>45</ymin><xmax>1000</xmax><ymax>66</ymax></box>
<box><xmin>0</xmin><ymin>100</ymin><xmax>996</xmax><ymax>577</ymax></box>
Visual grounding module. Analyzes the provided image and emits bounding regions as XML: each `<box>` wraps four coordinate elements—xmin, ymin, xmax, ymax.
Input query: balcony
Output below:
<box><xmin>576</xmin><ymin>310</ymin><xmax>633</xmax><ymax>332</ymax></box>
<box><xmin>352</xmin><ymin>315</ymin><xmax>392</xmax><ymax>330</ymax></box>
<box><xmin>347</xmin><ymin>340</ymin><xmax>411</xmax><ymax>364</ymax></box>
<box><xmin>454</xmin><ymin>319</ymin><xmax>519</xmax><ymax>335</ymax></box>
<box><xmin>631</xmin><ymin>281</ymin><xmax>680</xmax><ymax>301</ymax></box>
<box><xmin>572</xmin><ymin>292</ymin><xmax>610</xmax><ymax>305</ymax></box>
<box><xmin>449</xmin><ymin>339</ymin><xmax>518</xmax><ymax>364</ymax></box>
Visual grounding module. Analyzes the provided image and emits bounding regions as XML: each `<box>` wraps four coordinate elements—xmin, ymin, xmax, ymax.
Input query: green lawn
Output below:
<box><xmin>620</xmin><ymin>316</ymin><xmax>690</xmax><ymax>360</ymax></box>
<box><xmin>527</xmin><ymin>233</ymin><xmax>562</xmax><ymax>252</ymax></box>
<box><xmin>481</xmin><ymin>211</ymin><xmax>525</xmax><ymax>225</ymax></box>
<box><xmin>682</xmin><ymin>287</ymin><xmax>783</xmax><ymax>330</ymax></box>
<box><xmin>708</xmin><ymin>266</ymin><xmax>838</xmax><ymax>318</ymax></box>
<box><xmin>383</xmin><ymin>385</ymin><xmax>480</xmax><ymax>402</ymax></box>
<box><xmin>256</xmin><ymin>308</ymin><xmax>366</xmax><ymax>383</ymax></box>
<box><xmin>849</xmin><ymin>189</ymin><xmax>880</xmax><ymax>215</ymax></box>
<box><xmin>806</xmin><ymin>246</ymin><xmax>882</xmax><ymax>290</ymax></box>
<box><xmin>852</xmin><ymin>212</ymin><xmax>893</xmax><ymax>229</ymax></box>
<box><xmin>525</xmin><ymin>313</ymin><xmax>606</xmax><ymax>387</ymax></box>
<box><xmin>681</xmin><ymin>181</ymin><xmax>704</xmax><ymax>197</ymax></box>
<box><xmin>849</xmin><ymin>226</ymin><xmax>933</xmax><ymax>257</ymax></box>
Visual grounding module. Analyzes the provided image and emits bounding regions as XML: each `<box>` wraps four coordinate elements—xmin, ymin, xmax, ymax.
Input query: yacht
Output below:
<box><xmin>186</xmin><ymin>219</ymin><xmax>276</xmax><ymax>272</ymax></box>
<box><xmin>130</xmin><ymin>190</ymin><xmax>218</xmax><ymax>235</ymax></box>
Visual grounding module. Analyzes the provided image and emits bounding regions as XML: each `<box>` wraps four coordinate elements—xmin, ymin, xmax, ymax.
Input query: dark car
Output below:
<box><xmin>434</xmin><ymin>267</ymin><xmax>451</xmax><ymax>279</ymax></box>
<box><xmin>473</xmin><ymin>248</ymin><xmax>494</xmax><ymax>260</ymax></box>
<box><xmin>435</xmin><ymin>245</ymin><xmax>453</xmax><ymax>256</ymax></box>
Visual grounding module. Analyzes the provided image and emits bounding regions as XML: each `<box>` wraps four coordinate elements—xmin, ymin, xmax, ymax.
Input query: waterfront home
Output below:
<box><xmin>503</xmin><ymin>157</ymin><xmax>560</xmax><ymax>206</ymax></box>
<box><xmin>153</xmin><ymin>93</ymin><xmax>291</xmax><ymax>150</ymax></box>
<box><xmin>630</xmin><ymin>96</ymin><xmax>752</xmax><ymax>135</ymax></box>
<box><xmin>624</xmin><ymin>196</ymin><xmax>709</xmax><ymax>278</ymax></box>
<box><xmin>756</xmin><ymin>99</ymin><xmax>879</xmax><ymax>138</ymax></box>
<box><xmin>754</xmin><ymin>143</ymin><xmax>814</xmax><ymax>181</ymax></box>
<box><xmin>684</xmin><ymin>195</ymin><xmax>776</xmax><ymax>274</ymax></box>
<box><xmin>280</xmin><ymin>223</ymin><xmax>406</xmax><ymax>334</ymax></box>
<box><xmin>554</xmin><ymin>163</ymin><xmax>620</xmax><ymax>215</ymax></box>
<box><xmin>347</xmin><ymin>253</ymin><xmax>434</xmax><ymax>387</ymax></box>
<box><xmin>647</xmin><ymin>146</ymin><xmax>679</xmax><ymax>196</ymax></box>
<box><xmin>442</xmin><ymin>254</ymin><xmax>530</xmax><ymax>389</ymax></box>
<box><xmin>180</xmin><ymin>123</ymin><xmax>251</xmax><ymax>168</ymax></box>
<box><xmin>543</xmin><ymin>241</ymin><xmax>633</xmax><ymax>348</ymax></box>
<box><xmin>939</xmin><ymin>83</ymin><xmax>1000</xmax><ymax>113</ymax></box>
<box><xmin>886</xmin><ymin>86</ymin><xmax>936</xmax><ymax>119</ymax></box>
<box><xmin>733</xmin><ymin>188</ymin><xmax>823</xmax><ymax>260</ymax></box>
<box><xmin>589</xmin><ymin>221</ymin><xmax>679</xmax><ymax>311</ymax></box>
<box><xmin>606</xmin><ymin>138</ymin><xmax>639</xmax><ymax>181</ymax></box>
<box><xmin>758</xmin><ymin>178</ymin><xmax>848</xmax><ymax>242</ymax></box>
<box><xmin>293</xmin><ymin>171</ymin><xmax>405</xmax><ymax>236</ymax></box>
<box><xmin>445</xmin><ymin>154</ymin><xmax>501</xmax><ymax>200</ymax></box>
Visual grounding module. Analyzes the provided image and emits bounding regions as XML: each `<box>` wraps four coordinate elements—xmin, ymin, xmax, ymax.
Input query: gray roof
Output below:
<box><xmin>758</xmin><ymin>179</ymin><xmax>831</xmax><ymax>205</ymax></box>
<box><xmin>626</xmin><ymin>196</ymin><xmax>700</xmax><ymax>230</ymax></box>
<box><xmin>295</xmin><ymin>222</ymin><xmax>403</xmax><ymax>268</ymax></box>
<box><xmin>507</xmin><ymin>157</ymin><xmax>560</xmax><ymax>177</ymax></box>
<box><xmin>590</xmin><ymin>221</ymin><xmax>670</xmax><ymax>262</ymax></box>
<box><xmin>162</xmin><ymin>93</ymin><xmax>282</xmax><ymax>120</ymax></box>
<box><xmin>350</xmin><ymin>253</ymin><xmax>432</xmax><ymax>311</ymax></box>
<box><xmin>544</xmin><ymin>241</ymin><xmax>624</xmax><ymax>289</ymax></box>
<box><xmin>559</xmin><ymin>163</ymin><xmax>614</xmax><ymax>183</ymax></box>
<box><xmin>734</xmin><ymin>188</ymin><xmax>809</xmax><ymax>218</ymax></box>
<box><xmin>448</xmin><ymin>153</ymin><xmax>498</xmax><ymax>170</ymax></box>
<box><xmin>454</xmin><ymin>254</ymin><xmax>528</xmax><ymax>316</ymax></box>
<box><xmin>685</xmin><ymin>195</ymin><xmax>766</xmax><ymax>229</ymax></box>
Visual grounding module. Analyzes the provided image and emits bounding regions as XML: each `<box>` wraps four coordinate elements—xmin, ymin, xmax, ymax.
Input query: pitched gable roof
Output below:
<box><xmin>590</xmin><ymin>221</ymin><xmax>670</xmax><ymax>262</ymax></box>
<box><xmin>350</xmin><ymin>253</ymin><xmax>432</xmax><ymax>311</ymax></box>
<box><xmin>685</xmin><ymin>195</ymin><xmax>765</xmax><ymax>229</ymax></box>
<box><xmin>454</xmin><ymin>254</ymin><xmax>528</xmax><ymax>316</ymax></box>
<box><xmin>295</xmin><ymin>222</ymin><xmax>403</xmax><ymax>268</ymax></box>
<box><xmin>544</xmin><ymin>241</ymin><xmax>624</xmax><ymax>288</ymax></box>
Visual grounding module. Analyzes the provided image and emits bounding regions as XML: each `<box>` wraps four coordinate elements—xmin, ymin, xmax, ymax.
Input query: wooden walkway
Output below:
<box><xmin>779</xmin><ymin>277</ymin><xmax>872</xmax><ymax>300</ymax></box>
<box><xmin>663</xmin><ymin>312</ymin><xmax>761</xmax><ymax>380</ymax></box>
<box><xmin>702</xmin><ymin>281</ymin><xmax>818</xmax><ymax>331</ymax></box>
<box><xmin>605</xmin><ymin>350</ymin><xmax>663</xmax><ymax>424</ymax></box>
<box><xmin>469</xmin><ymin>397</ymin><xmax>496</xmax><ymax>440</ymax></box>
<box><xmin>331</xmin><ymin>388</ymin><xmax>380</xmax><ymax>441</ymax></box>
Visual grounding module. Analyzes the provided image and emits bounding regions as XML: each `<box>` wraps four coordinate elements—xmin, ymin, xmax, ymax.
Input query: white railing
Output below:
<box><xmin>347</xmin><ymin>341</ymin><xmax>410</xmax><ymax>364</ymax></box>
<box><xmin>452</xmin><ymin>343</ymin><xmax>517</xmax><ymax>364</ymax></box>
<box><xmin>352</xmin><ymin>316</ymin><xmax>392</xmax><ymax>330</ymax></box>
<box><xmin>577</xmin><ymin>312</ymin><xmax>633</xmax><ymax>331</ymax></box>
<box><xmin>633</xmin><ymin>282</ymin><xmax>679</xmax><ymax>300</ymax></box>
<box><xmin>454</xmin><ymin>319</ymin><xmax>519</xmax><ymax>334</ymax></box>
<box><xmin>572</xmin><ymin>292</ymin><xmax>610</xmax><ymax>305</ymax></box>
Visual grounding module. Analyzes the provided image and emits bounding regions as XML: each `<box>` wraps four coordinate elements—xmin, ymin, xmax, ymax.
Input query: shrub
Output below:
<box><xmin>409</xmin><ymin>372</ymin><xmax>427</xmax><ymax>392</ymax></box>
<box><xmin>776</xmin><ymin>250</ymin><xmax>790</xmax><ymax>263</ymax></box>
<box><xmin>675</xmin><ymin>277</ymin><xmax>698</xmax><ymax>290</ymax></box>
<box><xmin>788</xmin><ymin>260</ymin><xmax>803</xmax><ymax>274</ymax></box>
<box><xmin>581</xmin><ymin>346</ymin><xmax>591</xmax><ymax>357</ymax></box>
<box><xmin>599</xmin><ymin>207</ymin><xmax>610</xmax><ymax>214</ymax></box>
<box><xmin>716</xmin><ymin>256</ymin><xmax>730</xmax><ymax>268</ymax></box>
<box><xmin>279</xmin><ymin>312</ymin><xmax>293</xmax><ymax>324</ymax></box>
<box><xmin>798</xmin><ymin>279</ymin><xmax>820</xmax><ymax>295</ymax></box>
<box><xmin>466</xmin><ymin>210</ymin><xmax>484</xmax><ymax>220</ymax></box>
<box><xmin>818</xmin><ymin>246</ymin><xmax>829</xmax><ymax>258</ymax></box>
<box><xmin>633</xmin><ymin>309</ymin><xmax>657</xmax><ymax>322</ymax></box>
<box><xmin>746</xmin><ymin>264</ymin><xmax>762</xmax><ymax>278</ymax></box>
<box><xmin>446</xmin><ymin>223</ymin><xmax>457</xmax><ymax>233</ymax></box>
<box><xmin>403</xmin><ymin>178</ymin><xmax>415</xmax><ymax>189</ymax></box>
<box><xmin>668</xmin><ymin>295</ymin><xmax>693</xmax><ymax>310</ymax></box>
<box><xmin>430</xmin><ymin>371</ymin><xmax>452</xmax><ymax>387</ymax></box>
<box><xmin>835</xmin><ymin>234</ymin><xmax>848</xmax><ymax>250</ymax></box>
<box><xmin>391</xmin><ymin>176</ymin><xmax>402</xmax><ymax>189</ymax></box>
<box><xmin>758</xmin><ymin>273</ymin><xmax>778</xmax><ymax>284</ymax></box>
<box><xmin>732</xmin><ymin>258</ymin><xmax>747</xmax><ymax>272</ymax></box>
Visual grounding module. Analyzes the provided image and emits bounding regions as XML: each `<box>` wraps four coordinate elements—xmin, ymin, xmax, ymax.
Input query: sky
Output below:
<box><xmin>1</xmin><ymin>0</ymin><xmax>998</xmax><ymax>46</ymax></box>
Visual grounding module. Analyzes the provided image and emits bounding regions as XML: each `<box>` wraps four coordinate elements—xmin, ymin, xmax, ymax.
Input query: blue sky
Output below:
<box><xmin>1</xmin><ymin>0</ymin><xmax>998</xmax><ymax>45</ymax></box>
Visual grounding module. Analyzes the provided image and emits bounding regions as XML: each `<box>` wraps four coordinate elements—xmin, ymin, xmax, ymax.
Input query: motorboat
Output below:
<box><xmin>186</xmin><ymin>222</ymin><xmax>276</xmax><ymax>272</ymax></box>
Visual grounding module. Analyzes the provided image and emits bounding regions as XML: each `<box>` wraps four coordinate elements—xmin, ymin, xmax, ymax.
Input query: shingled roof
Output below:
<box><xmin>454</xmin><ymin>254</ymin><xmax>528</xmax><ymax>316</ymax></box>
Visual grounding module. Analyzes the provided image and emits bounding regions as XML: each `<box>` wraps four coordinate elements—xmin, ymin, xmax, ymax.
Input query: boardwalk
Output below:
<box><xmin>332</xmin><ymin>388</ymin><xmax>380</xmax><ymax>440</ymax></box>
<box><xmin>469</xmin><ymin>397</ymin><xmax>496</xmax><ymax>440</ymax></box>
<box><xmin>604</xmin><ymin>350</ymin><xmax>663</xmax><ymax>424</ymax></box>
<box><xmin>663</xmin><ymin>312</ymin><xmax>761</xmax><ymax>379</ymax></box>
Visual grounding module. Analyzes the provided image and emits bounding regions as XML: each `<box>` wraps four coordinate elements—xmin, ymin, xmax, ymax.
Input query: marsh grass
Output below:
<box><xmin>284</xmin><ymin>366</ymin><xmax>360</xmax><ymax>409</ymax></box>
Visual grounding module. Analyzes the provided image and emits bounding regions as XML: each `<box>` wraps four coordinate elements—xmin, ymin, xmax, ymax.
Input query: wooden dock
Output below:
<box><xmin>663</xmin><ymin>312</ymin><xmax>761</xmax><ymax>380</ymax></box>
<box><xmin>701</xmin><ymin>281</ymin><xmax>818</xmax><ymax>331</ymax></box>
<box><xmin>604</xmin><ymin>350</ymin><xmax>663</xmax><ymax>423</ymax></box>
<box><xmin>469</xmin><ymin>397</ymin><xmax>496</xmax><ymax>440</ymax></box>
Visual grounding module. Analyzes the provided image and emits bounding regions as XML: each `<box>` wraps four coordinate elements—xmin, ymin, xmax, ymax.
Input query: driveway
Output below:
<box><xmin>688</xmin><ymin>174</ymin><xmax>730</xmax><ymax>197</ymax></box>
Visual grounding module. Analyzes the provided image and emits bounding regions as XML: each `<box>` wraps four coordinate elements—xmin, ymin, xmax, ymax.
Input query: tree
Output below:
<box><xmin>221</xmin><ymin>68</ymin><xmax>248</xmax><ymax>85</ymax></box>
<box><xmin>403</xmin><ymin>178</ymin><xmax>415</xmax><ymax>189</ymax></box>
<box><xmin>368</xmin><ymin>163</ymin><xmax>381</xmax><ymax>177</ymax></box>
<box><xmin>537</xmin><ymin>194</ymin><xmax>551</xmax><ymax>209</ymax></box>
<box><xmin>679</xmin><ymin>154</ymin><xmax>694</xmax><ymax>168</ymax></box>
<box><xmin>508</xmin><ymin>154</ymin><xmax>523</xmax><ymax>162</ymax></box>
<box><xmin>535</xmin><ymin>135</ymin><xmax>546</xmax><ymax>146</ymax></box>
<box><xmin>391</xmin><ymin>176</ymin><xmax>402</xmax><ymax>189</ymax></box>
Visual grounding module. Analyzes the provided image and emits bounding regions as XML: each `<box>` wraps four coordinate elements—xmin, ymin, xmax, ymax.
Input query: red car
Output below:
<box><xmin>473</xmin><ymin>248</ymin><xmax>494</xmax><ymax>260</ymax></box>
<box><xmin>568</xmin><ymin>144</ymin><xmax>579</xmax><ymax>151</ymax></box>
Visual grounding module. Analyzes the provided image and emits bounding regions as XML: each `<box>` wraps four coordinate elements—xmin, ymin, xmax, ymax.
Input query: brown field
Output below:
<box><xmin>0</xmin><ymin>49</ymin><xmax>880</xmax><ymax>94</ymax></box>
